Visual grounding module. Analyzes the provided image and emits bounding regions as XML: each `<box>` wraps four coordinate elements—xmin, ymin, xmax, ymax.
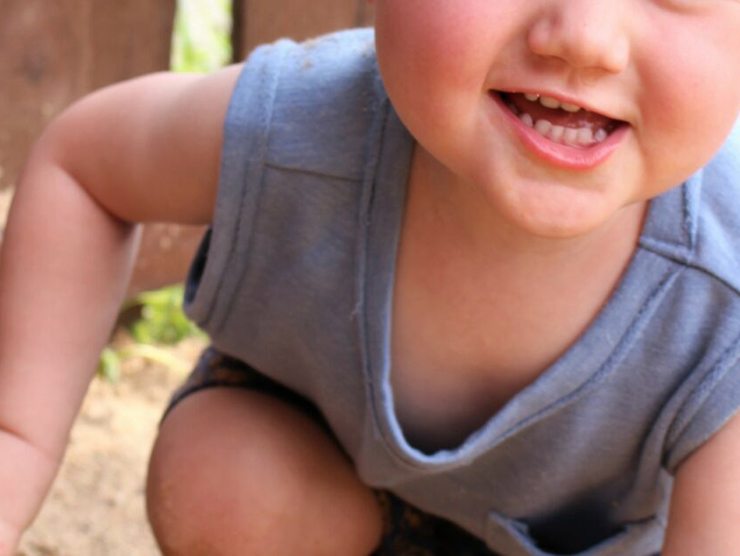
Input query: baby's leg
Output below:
<box><xmin>146</xmin><ymin>387</ymin><xmax>383</xmax><ymax>555</ymax></box>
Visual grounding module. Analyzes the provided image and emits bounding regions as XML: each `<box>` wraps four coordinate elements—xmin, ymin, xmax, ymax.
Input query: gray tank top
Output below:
<box><xmin>184</xmin><ymin>29</ymin><xmax>740</xmax><ymax>555</ymax></box>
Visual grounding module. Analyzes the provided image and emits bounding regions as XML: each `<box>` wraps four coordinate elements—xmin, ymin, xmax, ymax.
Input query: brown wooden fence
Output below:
<box><xmin>0</xmin><ymin>0</ymin><xmax>373</xmax><ymax>296</ymax></box>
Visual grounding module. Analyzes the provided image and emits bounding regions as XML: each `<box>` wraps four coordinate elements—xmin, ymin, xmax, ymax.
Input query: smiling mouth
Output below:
<box><xmin>492</xmin><ymin>91</ymin><xmax>627</xmax><ymax>149</ymax></box>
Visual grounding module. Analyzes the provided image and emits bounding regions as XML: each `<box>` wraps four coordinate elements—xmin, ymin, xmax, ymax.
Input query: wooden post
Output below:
<box><xmin>0</xmin><ymin>0</ymin><xmax>176</xmax><ymax>192</ymax></box>
<box><xmin>233</xmin><ymin>0</ymin><xmax>374</xmax><ymax>60</ymax></box>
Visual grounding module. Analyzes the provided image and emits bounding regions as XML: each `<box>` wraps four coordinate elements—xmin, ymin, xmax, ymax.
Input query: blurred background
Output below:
<box><xmin>0</xmin><ymin>0</ymin><xmax>374</xmax><ymax>297</ymax></box>
<box><xmin>1</xmin><ymin>1</ymin><xmax>373</xmax><ymax>554</ymax></box>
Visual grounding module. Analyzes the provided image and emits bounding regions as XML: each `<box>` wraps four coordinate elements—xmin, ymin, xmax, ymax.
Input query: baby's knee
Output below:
<box><xmin>146</xmin><ymin>388</ymin><xmax>382</xmax><ymax>555</ymax></box>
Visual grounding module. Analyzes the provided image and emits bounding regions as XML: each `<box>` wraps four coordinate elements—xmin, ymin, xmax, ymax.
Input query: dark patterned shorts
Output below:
<box><xmin>164</xmin><ymin>347</ymin><xmax>496</xmax><ymax>556</ymax></box>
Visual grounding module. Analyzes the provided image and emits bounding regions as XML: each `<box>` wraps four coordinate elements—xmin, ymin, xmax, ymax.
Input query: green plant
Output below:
<box><xmin>98</xmin><ymin>347</ymin><xmax>122</xmax><ymax>384</ymax></box>
<box><xmin>171</xmin><ymin>0</ymin><xmax>233</xmax><ymax>73</ymax></box>
<box><xmin>127</xmin><ymin>285</ymin><xmax>205</xmax><ymax>345</ymax></box>
<box><xmin>98</xmin><ymin>285</ymin><xmax>207</xmax><ymax>383</ymax></box>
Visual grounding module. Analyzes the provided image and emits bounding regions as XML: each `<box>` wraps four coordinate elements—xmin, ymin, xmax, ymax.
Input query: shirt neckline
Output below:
<box><xmin>359</xmin><ymin>94</ymin><xmax>697</xmax><ymax>470</ymax></box>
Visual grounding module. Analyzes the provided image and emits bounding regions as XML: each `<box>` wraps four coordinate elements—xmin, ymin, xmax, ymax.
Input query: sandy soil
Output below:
<box><xmin>16</xmin><ymin>335</ymin><xmax>208</xmax><ymax>556</ymax></box>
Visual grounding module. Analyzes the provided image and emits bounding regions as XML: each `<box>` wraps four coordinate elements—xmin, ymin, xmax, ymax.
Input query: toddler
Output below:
<box><xmin>2</xmin><ymin>1</ymin><xmax>740</xmax><ymax>554</ymax></box>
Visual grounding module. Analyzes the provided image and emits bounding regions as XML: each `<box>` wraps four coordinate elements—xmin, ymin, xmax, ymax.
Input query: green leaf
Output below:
<box><xmin>97</xmin><ymin>347</ymin><xmax>122</xmax><ymax>384</ymax></box>
<box><xmin>128</xmin><ymin>285</ymin><xmax>206</xmax><ymax>345</ymax></box>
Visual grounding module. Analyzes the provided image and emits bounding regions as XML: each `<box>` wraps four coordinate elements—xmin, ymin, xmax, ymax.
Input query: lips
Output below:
<box><xmin>488</xmin><ymin>90</ymin><xmax>630</xmax><ymax>170</ymax></box>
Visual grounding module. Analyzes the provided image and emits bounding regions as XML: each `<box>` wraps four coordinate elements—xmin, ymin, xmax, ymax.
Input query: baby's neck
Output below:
<box><xmin>390</xmin><ymin>150</ymin><xmax>647</xmax><ymax>452</ymax></box>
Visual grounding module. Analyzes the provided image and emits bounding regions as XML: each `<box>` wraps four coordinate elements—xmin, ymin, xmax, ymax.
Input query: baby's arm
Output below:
<box><xmin>662</xmin><ymin>411</ymin><xmax>740</xmax><ymax>554</ymax></box>
<box><xmin>0</xmin><ymin>65</ymin><xmax>241</xmax><ymax>553</ymax></box>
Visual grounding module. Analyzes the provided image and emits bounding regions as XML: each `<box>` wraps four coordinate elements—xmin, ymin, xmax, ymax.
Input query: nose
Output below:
<box><xmin>527</xmin><ymin>0</ymin><xmax>630</xmax><ymax>74</ymax></box>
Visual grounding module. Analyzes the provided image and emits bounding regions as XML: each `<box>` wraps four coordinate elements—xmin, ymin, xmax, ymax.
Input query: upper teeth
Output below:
<box><xmin>524</xmin><ymin>93</ymin><xmax>582</xmax><ymax>113</ymax></box>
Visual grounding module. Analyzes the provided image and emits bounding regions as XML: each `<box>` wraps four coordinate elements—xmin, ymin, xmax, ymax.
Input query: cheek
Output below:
<box><xmin>637</xmin><ymin>16</ymin><xmax>740</xmax><ymax>183</ymax></box>
<box><xmin>375</xmin><ymin>1</ymin><xmax>500</xmax><ymax>145</ymax></box>
<box><xmin>377</xmin><ymin>3</ymin><xmax>489</xmax><ymax>88</ymax></box>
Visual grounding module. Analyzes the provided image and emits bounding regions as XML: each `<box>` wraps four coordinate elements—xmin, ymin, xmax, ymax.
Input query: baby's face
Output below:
<box><xmin>373</xmin><ymin>0</ymin><xmax>740</xmax><ymax>238</ymax></box>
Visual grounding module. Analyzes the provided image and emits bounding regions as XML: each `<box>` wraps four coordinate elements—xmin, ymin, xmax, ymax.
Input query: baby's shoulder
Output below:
<box><xmin>692</xmin><ymin>119</ymin><xmax>740</xmax><ymax>284</ymax></box>
<box><xmin>251</xmin><ymin>29</ymin><xmax>383</xmax><ymax>181</ymax></box>
<box><xmin>639</xmin><ymin>118</ymin><xmax>740</xmax><ymax>299</ymax></box>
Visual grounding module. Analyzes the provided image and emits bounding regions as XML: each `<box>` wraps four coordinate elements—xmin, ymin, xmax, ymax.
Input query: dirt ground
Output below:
<box><xmin>16</xmin><ymin>334</ymin><xmax>208</xmax><ymax>556</ymax></box>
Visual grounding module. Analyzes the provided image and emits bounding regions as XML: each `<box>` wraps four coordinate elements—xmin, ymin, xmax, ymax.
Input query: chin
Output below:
<box><xmin>513</xmin><ymin>213</ymin><xmax>608</xmax><ymax>240</ymax></box>
<box><xmin>491</xmin><ymin>178</ymin><xmax>621</xmax><ymax>240</ymax></box>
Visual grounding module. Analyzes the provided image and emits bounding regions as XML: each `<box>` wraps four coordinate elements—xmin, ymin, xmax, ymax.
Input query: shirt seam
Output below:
<box><xmin>263</xmin><ymin>161</ymin><xmax>362</xmax><ymax>183</ymax></box>
<box><xmin>638</xmin><ymin>241</ymin><xmax>740</xmax><ymax>299</ymax></box>
<box><xmin>208</xmin><ymin>44</ymin><xmax>288</xmax><ymax>333</ymax></box>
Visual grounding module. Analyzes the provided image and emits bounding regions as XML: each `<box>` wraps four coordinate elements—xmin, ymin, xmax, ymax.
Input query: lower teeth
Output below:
<box><xmin>523</xmin><ymin>113</ymin><xmax>606</xmax><ymax>147</ymax></box>
<box><xmin>507</xmin><ymin>101</ymin><xmax>608</xmax><ymax>148</ymax></box>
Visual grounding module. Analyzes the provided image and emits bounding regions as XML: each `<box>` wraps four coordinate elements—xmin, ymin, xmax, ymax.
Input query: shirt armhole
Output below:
<box><xmin>183</xmin><ymin>41</ymin><xmax>289</xmax><ymax>332</ymax></box>
<box><xmin>664</xmin><ymin>337</ymin><xmax>740</xmax><ymax>474</ymax></box>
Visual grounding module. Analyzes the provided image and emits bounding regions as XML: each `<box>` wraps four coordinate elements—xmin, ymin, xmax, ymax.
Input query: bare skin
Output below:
<box><xmin>147</xmin><ymin>389</ymin><xmax>382</xmax><ymax>555</ymax></box>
